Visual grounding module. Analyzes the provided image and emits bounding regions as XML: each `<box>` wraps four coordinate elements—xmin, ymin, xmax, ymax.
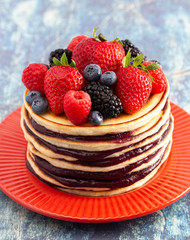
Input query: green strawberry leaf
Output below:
<box><xmin>70</xmin><ymin>60</ymin><xmax>76</xmax><ymax>67</ymax></box>
<box><xmin>61</xmin><ymin>53</ymin><xmax>69</xmax><ymax>66</ymax></box>
<box><xmin>53</xmin><ymin>53</ymin><xmax>76</xmax><ymax>68</ymax></box>
<box><xmin>138</xmin><ymin>64</ymin><xmax>146</xmax><ymax>70</ymax></box>
<box><xmin>117</xmin><ymin>39</ymin><xmax>123</xmax><ymax>46</ymax></box>
<box><xmin>138</xmin><ymin>64</ymin><xmax>156</xmax><ymax>83</ymax></box>
<box><xmin>122</xmin><ymin>51</ymin><xmax>159</xmax><ymax>83</ymax></box>
<box><xmin>133</xmin><ymin>53</ymin><xmax>144</xmax><ymax>68</ymax></box>
<box><xmin>122</xmin><ymin>56</ymin><xmax>127</xmax><ymax>68</ymax></box>
<box><xmin>109</xmin><ymin>37</ymin><xmax>119</xmax><ymax>43</ymax></box>
<box><xmin>53</xmin><ymin>57</ymin><xmax>62</xmax><ymax>65</ymax></box>
<box><xmin>122</xmin><ymin>50</ymin><xmax>132</xmax><ymax>68</ymax></box>
<box><xmin>146</xmin><ymin>71</ymin><xmax>155</xmax><ymax>83</ymax></box>
<box><xmin>145</xmin><ymin>63</ymin><xmax>160</xmax><ymax>71</ymax></box>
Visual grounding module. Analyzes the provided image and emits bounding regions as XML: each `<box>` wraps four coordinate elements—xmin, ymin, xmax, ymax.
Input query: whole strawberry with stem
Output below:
<box><xmin>116</xmin><ymin>51</ymin><xmax>160</xmax><ymax>114</ymax></box>
<box><xmin>142</xmin><ymin>61</ymin><xmax>167</xmax><ymax>94</ymax></box>
<box><xmin>44</xmin><ymin>53</ymin><xmax>85</xmax><ymax>114</ymax></box>
<box><xmin>72</xmin><ymin>28</ymin><xmax>125</xmax><ymax>74</ymax></box>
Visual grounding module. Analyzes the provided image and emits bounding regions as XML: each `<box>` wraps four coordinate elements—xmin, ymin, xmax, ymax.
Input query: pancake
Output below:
<box><xmin>26</xmin><ymin>140</ymin><xmax>172</xmax><ymax>196</ymax></box>
<box><xmin>26</xmin><ymin>116</ymin><xmax>173</xmax><ymax>174</ymax></box>
<box><xmin>21</xmin><ymin>79</ymin><xmax>174</xmax><ymax>196</ymax></box>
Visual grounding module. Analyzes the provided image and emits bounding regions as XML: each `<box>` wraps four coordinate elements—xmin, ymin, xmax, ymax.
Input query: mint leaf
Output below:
<box><xmin>133</xmin><ymin>53</ymin><xmax>144</xmax><ymax>68</ymax></box>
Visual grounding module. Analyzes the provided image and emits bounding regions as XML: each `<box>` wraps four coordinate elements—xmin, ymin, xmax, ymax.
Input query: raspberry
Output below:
<box><xmin>64</xmin><ymin>90</ymin><xmax>91</xmax><ymax>125</ymax></box>
<box><xmin>67</xmin><ymin>35</ymin><xmax>89</xmax><ymax>51</ymax></box>
<box><xmin>22</xmin><ymin>63</ymin><xmax>48</xmax><ymax>95</ymax></box>
<box><xmin>142</xmin><ymin>62</ymin><xmax>167</xmax><ymax>94</ymax></box>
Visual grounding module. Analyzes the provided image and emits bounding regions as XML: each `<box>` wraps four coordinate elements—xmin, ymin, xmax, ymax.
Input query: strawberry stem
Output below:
<box><xmin>98</xmin><ymin>33</ymin><xmax>107</xmax><ymax>42</ymax></box>
<box><xmin>92</xmin><ymin>28</ymin><xmax>123</xmax><ymax>46</ymax></box>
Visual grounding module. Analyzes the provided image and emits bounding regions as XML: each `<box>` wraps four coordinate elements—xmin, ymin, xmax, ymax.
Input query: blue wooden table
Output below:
<box><xmin>0</xmin><ymin>0</ymin><xmax>190</xmax><ymax>239</ymax></box>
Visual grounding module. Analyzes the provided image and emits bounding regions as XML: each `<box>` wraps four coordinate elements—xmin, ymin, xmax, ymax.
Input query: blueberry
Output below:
<box><xmin>88</xmin><ymin>111</ymin><xmax>103</xmax><ymax>126</ymax></box>
<box><xmin>26</xmin><ymin>91</ymin><xmax>42</xmax><ymax>105</ymax></box>
<box><xmin>32</xmin><ymin>97</ymin><xmax>49</xmax><ymax>114</ymax></box>
<box><xmin>100</xmin><ymin>71</ymin><xmax>117</xmax><ymax>86</ymax></box>
<box><xmin>83</xmin><ymin>64</ymin><xmax>102</xmax><ymax>82</ymax></box>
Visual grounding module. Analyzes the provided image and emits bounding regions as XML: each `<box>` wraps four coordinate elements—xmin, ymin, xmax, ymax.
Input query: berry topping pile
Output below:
<box><xmin>21</xmin><ymin>28</ymin><xmax>168</xmax><ymax>126</ymax></box>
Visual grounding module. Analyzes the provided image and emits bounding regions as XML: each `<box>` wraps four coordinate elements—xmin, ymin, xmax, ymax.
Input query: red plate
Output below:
<box><xmin>0</xmin><ymin>103</ymin><xmax>190</xmax><ymax>223</ymax></box>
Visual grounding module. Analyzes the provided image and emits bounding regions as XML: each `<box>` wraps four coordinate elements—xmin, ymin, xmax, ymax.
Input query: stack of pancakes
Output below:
<box><xmin>21</xmin><ymin>84</ymin><xmax>173</xmax><ymax>196</ymax></box>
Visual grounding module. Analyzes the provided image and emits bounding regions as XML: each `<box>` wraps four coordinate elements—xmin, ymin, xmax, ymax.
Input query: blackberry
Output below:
<box><xmin>121</xmin><ymin>39</ymin><xmax>147</xmax><ymax>61</ymax></box>
<box><xmin>49</xmin><ymin>48</ymin><xmax>72</xmax><ymax>67</ymax></box>
<box><xmin>83</xmin><ymin>82</ymin><xmax>123</xmax><ymax>118</ymax></box>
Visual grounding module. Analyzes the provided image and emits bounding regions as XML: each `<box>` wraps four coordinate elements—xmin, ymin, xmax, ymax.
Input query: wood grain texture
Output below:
<box><xmin>0</xmin><ymin>0</ymin><xmax>190</xmax><ymax>239</ymax></box>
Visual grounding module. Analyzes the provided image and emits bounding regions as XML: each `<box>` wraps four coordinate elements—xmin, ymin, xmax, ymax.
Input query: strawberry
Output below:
<box><xmin>72</xmin><ymin>28</ymin><xmax>125</xmax><ymax>74</ymax></box>
<box><xmin>64</xmin><ymin>90</ymin><xmax>91</xmax><ymax>125</ymax></box>
<box><xmin>115</xmin><ymin>52</ymin><xmax>159</xmax><ymax>114</ymax></box>
<box><xmin>67</xmin><ymin>35</ymin><xmax>89</xmax><ymax>51</ymax></box>
<box><xmin>44</xmin><ymin>53</ymin><xmax>85</xmax><ymax>114</ymax></box>
<box><xmin>22</xmin><ymin>63</ymin><xmax>48</xmax><ymax>94</ymax></box>
<box><xmin>142</xmin><ymin>61</ymin><xmax>167</xmax><ymax>94</ymax></box>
